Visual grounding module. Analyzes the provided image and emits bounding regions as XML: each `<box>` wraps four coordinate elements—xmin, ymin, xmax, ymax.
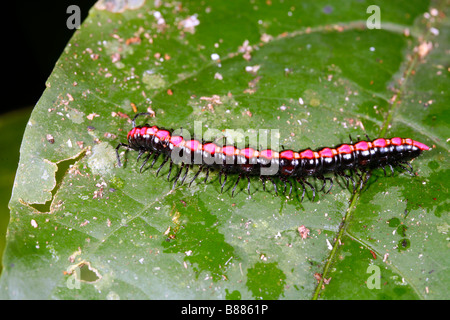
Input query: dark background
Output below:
<box><xmin>4</xmin><ymin>1</ymin><xmax>97</xmax><ymax>114</ymax></box>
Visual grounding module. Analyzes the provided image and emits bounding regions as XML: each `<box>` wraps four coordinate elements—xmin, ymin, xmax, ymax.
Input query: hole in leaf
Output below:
<box><xmin>30</xmin><ymin>151</ymin><xmax>85</xmax><ymax>213</ymax></box>
<box><xmin>67</xmin><ymin>260</ymin><xmax>102</xmax><ymax>283</ymax></box>
<box><xmin>78</xmin><ymin>262</ymin><xmax>101</xmax><ymax>282</ymax></box>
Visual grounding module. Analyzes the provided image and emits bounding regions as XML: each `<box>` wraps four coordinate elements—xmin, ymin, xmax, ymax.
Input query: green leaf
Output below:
<box><xmin>1</xmin><ymin>0</ymin><xmax>448</xmax><ymax>300</ymax></box>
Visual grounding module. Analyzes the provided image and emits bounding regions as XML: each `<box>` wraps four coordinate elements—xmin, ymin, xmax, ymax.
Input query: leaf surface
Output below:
<box><xmin>1</xmin><ymin>0</ymin><xmax>448</xmax><ymax>300</ymax></box>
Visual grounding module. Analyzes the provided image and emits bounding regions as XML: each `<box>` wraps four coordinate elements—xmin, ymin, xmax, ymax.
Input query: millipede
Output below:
<box><xmin>115</xmin><ymin>112</ymin><xmax>430</xmax><ymax>201</ymax></box>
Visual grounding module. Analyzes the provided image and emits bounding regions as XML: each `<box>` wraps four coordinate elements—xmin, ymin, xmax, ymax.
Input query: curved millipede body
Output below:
<box><xmin>116</xmin><ymin>113</ymin><xmax>430</xmax><ymax>201</ymax></box>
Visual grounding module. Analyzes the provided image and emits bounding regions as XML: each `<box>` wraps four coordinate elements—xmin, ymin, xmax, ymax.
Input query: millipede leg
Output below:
<box><xmin>180</xmin><ymin>165</ymin><xmax>189</xmax><ymax>185</ymax></box>
<box><xmin>150</xmin><ymin>152</ymin><xmax>159</xmax><ymax>168</ymax></box>
<box><xmin>156</xmin><ymin>155</ymin><xmax>169</xmax><ymax>176</ymax></box>
<box><xmin>136</xmin><ymin>149</ymin><xmax>145</xmax><ymax>162</ymax></box>
<box><xmin>267</xmin><ymin>177</ymin><xmax>278</xmax><ymax>195</ymax></box>
<box><xmin>354</xmin><ymin>170</ymin><xmax>364</xmax><ymax>190</ymax></box>
<box><xmin>282</xmin><ymin>178</ymin><xmax>287</xmax><ymax>194</ymax></box>
<box><xmin>317</xmin><ymin>175</ymin><xmax>333</xmax><ymax>193</ymax></box>
<box><xmin>172</xmin><ymin>163</ymin><xmax>184</xmax><ymax>190</ymax></box>
<box><xmin>204</xmin><ymin>168</ymin><xmax>210</xmax><ymax>183</ymax></box>
<box><xmin>303</xmin><ymin>179</ymin><xmax>316</xmax><ymax>202</ymax></box>
<box><xmin>364</xmin><ymin>171</ymin><xmax>371</xmax><ymax>184</ymax></box>
<box><xmin>140</xmin><ymin>153</ymin><xmax>152</xmax><ymax>173</ymax></box>
<box><xmin>388</xmin><ymin>164</ymin><xmax>395</xmax><ymax>176</ymax></box>
<box><xmin>280</xmin><ymin>177</ymin><xmax>292</xmax><ymax>197</ymax></box>
<box><xmin>115</xmin><ymin>143</ymin><xmax>130</xmax><ymax>167</ymax></box>
<box><xmin>167</xmin><ymin>160</ymin><xmax>174</xmax><ymax>181</ymax></box>
<box><xmin>358</xmin><ymin>171</ymin><xmax>365</xmax><ymax>191</ymax></box>
<box><xmin>231</xmin><ymin>174</ymin><xmax>242</xmax><ymax>197</ymax></box>
<box><xmin>317</xmin><ymin>175</ymin><xmax>326</xmax><ymax>192</ymax></box>
<box><xmin>260</xmin><ymin>176</ymin><xmax>266</xmax><ymax>191</ymax></box>
<box><xmin>337</xmin><ymin>171</ymin><xmax>348</xmax><ymax>187</ymax></box>
<box><xmin>399</xmin><ymin>161</ymin><xmax>414</xmax><ymax>176</ymax></box>
<box><xmin>219</xmin><ymin>169</ymin><xmax>224</xmax><ymax>185</ymax></box>
<box><xmin>339</xmin><ymin>171</ymin><xmax>355</xmax><ymax>190</ymax></box>
<box><xmin>287</xmin><ymin>179</ymin><xmax>293</xmax><ymax>198</ymax></box>
<box><xmin>348</xmin><ymin>170</ymin><xmax>356</xmax><ymax>190</ymax></box>
<box><xmin>189</xmin><ymin>166</ymin><xmax>203</xmax><ymax>187</ymax></box>
<box><xmin>405</xmin><ymin>162</ymin><xmax>414</xmax><ymax>173</ymax></box>
<box><xmin>358</xmin><ymin>168</ymin><xmax>372</xmax><ymax>190</ymax></box>
<box><xmin>297</xmin><ymin>179</ymin><xmax>306</xmax><ymax>202</ymax></box>
<box><xmin>132</xmin><ymin>112</ymin><xmax>152</xmax><ymax>127</ymax></box>
<box><xmin>325</xmin><ymin>177</ymin><xmax>333</xmax><ymax>193</ymax></box>
<box><xmin>220</xmin><ymin>172</ymin><xmax>228</xmax><ymax>193</ymax></box>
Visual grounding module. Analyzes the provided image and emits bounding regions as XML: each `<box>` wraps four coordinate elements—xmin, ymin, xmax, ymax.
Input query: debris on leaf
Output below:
<box><xmin>298</xmin><ymin>225</ymin><xmax>310</xmax><ymax>239</ymax></box>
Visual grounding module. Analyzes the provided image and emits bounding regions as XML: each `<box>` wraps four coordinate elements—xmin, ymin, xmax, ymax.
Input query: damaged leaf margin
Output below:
<box><xmin>14</xmin><ymin>149</ymin><xmax>87</xmax><ymax>211</ymax></box>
